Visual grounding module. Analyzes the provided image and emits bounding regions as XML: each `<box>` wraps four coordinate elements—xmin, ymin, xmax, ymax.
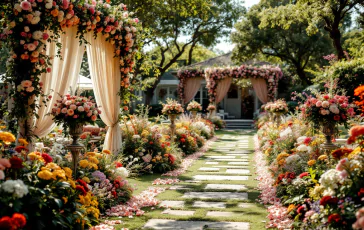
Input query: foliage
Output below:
<box><xmin>231</xmin><ymin>0</ymin><xmax>334</xmax><ymax>85</ymax></box>
<box><xmin>258</xmin><ymin>0</ymin><xmax>364</xmax><ymax>60</ymax></box>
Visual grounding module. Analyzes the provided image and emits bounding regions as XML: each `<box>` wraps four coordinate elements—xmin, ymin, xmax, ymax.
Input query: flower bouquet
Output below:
<box><xmin>207</xmin><ymin>104</ymin><xmax>216</xmax><ymax>111</ymax></box>
<box><xmin>270</xmin><ymin>99</ymin><xmax>288</xmax><ymax>115</ymax></box>
<box><xmin>51</xmin><ymin>95</ymin><xmax>101</xmax><ymax>129</ymax></box>
<box><xmin>187</xmin><ymin>101</ymin><xmax>202</xmax><ymax>112</ymax></box>
<box><xmin>162</xmin><ymin>99</ymin><xmax>184</xmax><ymax>115</ymax></box>
<box><xmin>300</xmin><ymin>92</ymin><xmax>355</xmax><ymax>149</ymax></box>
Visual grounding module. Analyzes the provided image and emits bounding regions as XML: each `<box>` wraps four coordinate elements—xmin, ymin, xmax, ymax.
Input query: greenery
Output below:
<box><xmin>231</xmin><ymin>0</ymin><xmax>334</xmax><ymax>86</ymax></box>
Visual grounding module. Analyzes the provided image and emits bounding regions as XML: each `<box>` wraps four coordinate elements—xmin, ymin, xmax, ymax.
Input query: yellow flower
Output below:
<box><xmin>18</xmin><ymin>138</ymin><xmax>29</xmax><ymax>146</ymax></box>
<box><xmin>62</xmin><ymin>197</ymin><xmax>68</xmax><ymax>204</ymax></box>
<box><xmin>86</xmin><ymin>152</ymin><xmax>96</xmax><ymax>157</ymax></box>
<box><xmin>38</xmin><ymin>170</ymin><xmax>53</xmax><ymax>180</ymax></box>
<box><xmin>318</xmin><ymin>155</ymin><xmax>328</xmax><ymax>161</ymax></box>
<box><xmin>88</xmin><ymin>156</ymin><xmax>99</xmax><ymax>165</ymax></box>
<box><xmin>28</xmin><ymin>152</ymin><xmax>43</xmax><ymax>161</ymax></box>
<box><xmin>64</xmin><ymin>167</ymin><xmax>73</xmax><ymax>178</ymax></box>
<box><xmin>348</xmin><ymin>147</ymin><xmax>362</xmax><ymax>159</ymax></box>
<box><xmin>307</xmin><ymin>160</ymin><xmax>316</xmax><ymax>166</ymax></box>
<box><xmin>82</xmin><ymin>177</ymin><xmax>90</xmax><ymax>183</ymax></box>
<box><xmin>134</xmin><ymin>149</ymin><xmax>138</xmax><ymax>153</ymax></box>
<box><xmin>141</xmin><ymin>130</ymin><xmax>149</xmax><ymax>137</ymax></box>
<box><xmin>68</xmin><ymin>180</ymin><xmax>76</xmax><ymax>188</ymax></box>
<box><xmin>79</xmin><ymin>160</ymin><xmax>89</xmax><ymax>168</ymax></box>
<box><xmin>47</xmin><ymin>163</ymin><xmax>61</xmax><ymax>171</ymax></box>
<box><xmin>0</xmin><ymin>132</ymin><xmax>16</xmax><ymax>143</ymax></box>
<box><xmin>52</xmin><ymin>169</ymin><xmax>66</xmax><ymax>179</ymax></box>
<box><xmin>276</xmin><ymin>152</ymin><xmax>290</xmax><ymax>166</ymax></box>
<box><xmin>102</xmin><ymin>149</ymin><xmax>111</xmax><ymax>155</ymax></box>
<box><xmin>287</xmin><ymin>204</ymin><xmax>296</xmax><ymax>213</ymax></box>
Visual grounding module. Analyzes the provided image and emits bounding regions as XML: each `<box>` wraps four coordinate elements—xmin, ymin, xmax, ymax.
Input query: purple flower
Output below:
<box><xmin>92</xmin><ymin>170</ymin><xmax>106</xmax><ymax>181</ymax></box>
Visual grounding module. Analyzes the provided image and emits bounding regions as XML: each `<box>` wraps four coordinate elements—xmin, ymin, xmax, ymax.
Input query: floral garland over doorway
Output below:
<box><xmin>177</xmin><ymin>69</ymin><xmax>204</xmax><ymax>104</ymax></box>
<box><xmin>205</xmin><ymin>65</ymin><xmax>283</xmax><ymax>103</ymax></box>
<box><xmin>0</xmin><ymin>0</ymin><xmax>140</xmax><ymax>138</ymax></box>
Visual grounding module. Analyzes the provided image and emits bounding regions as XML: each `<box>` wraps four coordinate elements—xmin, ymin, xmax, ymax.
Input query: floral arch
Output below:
<box><xmin>177</xmin><ymin>69</ymin><xmax>205</xmax><ymax>105</ymax></box>
<box><xmin>0</xmin><ymin>0</ymin><xmax>140</xmax><ymax>151</ymax></box>
<box><xmin>177</xmin><ymin>65</ymin><xmax>283</xmax><ymax>107</ymax></box>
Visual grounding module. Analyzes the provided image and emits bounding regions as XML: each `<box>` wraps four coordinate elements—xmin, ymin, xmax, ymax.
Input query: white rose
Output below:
<box><xmin>45</xmin><ymin>3</ymin><xmax>53</xmax><ymax>9</ymax></box>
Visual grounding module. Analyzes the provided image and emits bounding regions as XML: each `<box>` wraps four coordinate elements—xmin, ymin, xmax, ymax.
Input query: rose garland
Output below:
<box><xmin>0</xmin><ymin>0</ymin><xmax>140</xmax><ymax>138</ymax></box>
<box><xmin>177</xmin><ymin>69</ymin><xmax>204</xmax><ymax>104</ymax></box>
<box><xmin>205</xmin><ymin>65</ymin><xmax>283</xmax><ymax>103</ymax></box>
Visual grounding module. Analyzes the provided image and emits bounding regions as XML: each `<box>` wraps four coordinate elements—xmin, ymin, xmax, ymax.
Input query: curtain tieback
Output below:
<box><xmin>109</xmin><ymin>121</ymin><xmax>119</xmax><ymax>128</ymax></box>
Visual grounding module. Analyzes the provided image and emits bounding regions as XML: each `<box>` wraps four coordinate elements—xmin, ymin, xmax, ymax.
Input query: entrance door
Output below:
<box><xmin>223</xmin><ymin>85</ymin><xmax>241</xmax><ymax>119</ymax></box>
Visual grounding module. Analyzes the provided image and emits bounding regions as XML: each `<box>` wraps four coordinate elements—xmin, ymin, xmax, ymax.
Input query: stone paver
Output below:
<box><xmin>169</xmin><ymin>185</ymin><xmax>190</xmax><ymax>190</ymax></box>
<box><xmin>199</xmin><ymin>167</ymin><xmax>219</xmax><ymax>171</ymax></box>
<box><xmin>216</xmin><ymin>165</ymin><xmax>249</xmax><ymax>168</ymax></box>
<box><xmin>205</xmin><ymin>162</ymin><xmax>219</xmax><ymax>165</ymax></box>
<box><xmin>228</xmin><ymin>162</ymin><xmax>249</xmax><ymax>165</ymax></box>
<box><xmin>206</xmin><ymin>211</ymin><xmax>240</xmax><ymax>217</ymax></box>
<box><xmin>205</xmin><ymin>184</ymin><xmax>247</xmax><ymax>190</ymax></box>
<box><xmin>226</xmin><ymin>169</ymin><xmax>250</xmax><ymax>174</ymax></box>
<box><xmin>144</xmin><ymin>219</ymin><xmax>249</xmax><ymax>230</ymax></box>
<box><xmin>161</xmin><ymin>209</ymin><xmax>195</xmax><ymax>216</ymax></box>
<box><xmin>193</xmin><ymin>175</ymin><xmax>249</xmax><ymax>181</ymax></box>
<box><xmin>192</xmin><ymin>201</ymin><xmax>226</xmax><ymax>208</ymax></box>
<box><xmin>183</xmin><ymin>191</ymin><xmax>248</xmax><ymax>200</ymax></box>
<box><xmin>213</xmin><ymin>159</ymin><xmax>249</xmax><ymax>162</ymax></box>
<box><xmin>159</xmin><ymin>200</ymin><xmax>185</xmax><ymax>208</ymax></box>
<box><xmin>207</xmin><ymin>156</ymin><xmax>236</xmax><ymax>159</ymax></box>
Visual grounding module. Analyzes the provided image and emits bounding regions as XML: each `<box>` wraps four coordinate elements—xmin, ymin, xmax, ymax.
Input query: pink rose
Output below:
<box><xmin>26</xmin><ymin>86</ymin><xmax>35</xmax><ymax>92</ymax></box>
<box><xmin>67</xmin><ymin>109</ymin><xmax>74</xmax><ymax>116</ymax></box>
<box><xmin>91</xmin><ymin>115</ymin><xmax>97</xmax><ymax>121</ymax></box>
<box><xmin>73</xmin><ymin>115</ymin><xmax>78</xmax><ymax>118</ymax></box>
<box><xmin>78</xmin><ymin>106</ymin><xmax>84</xmax><ymax>112</ymax></box>
<box><xmin>61</xmin><ymin>108</ymin><xmax>67</xmax><ymax>113</ymax></box>
<box><xmin>20</xmin><ymin>1</ymin><xmax>32</xmax><ymax>11</ymax></box>
<box><xmin>21</xmin><ymin>80</ymin><xmax>32</xmax><ymax>88</ymax></box>
<box><xmin>87</xmin><ymin>111</ymin><xmax>92</xmax><ymax>117</ymax></box>
<box><xmin>70</xmin><ymin>104</ymin><xmax>77</xmax><ymax>110</ymax></box>
<box><xmin>42</xmin><ymin>33</ymin><xmax>49</xmax><ymax>40</ymax></box>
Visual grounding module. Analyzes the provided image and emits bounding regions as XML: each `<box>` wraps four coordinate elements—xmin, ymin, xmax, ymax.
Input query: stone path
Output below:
<box><xmin>140</xmin><ymin>131</ymin><xmax>265</xmax><ymax>230</ymax></box>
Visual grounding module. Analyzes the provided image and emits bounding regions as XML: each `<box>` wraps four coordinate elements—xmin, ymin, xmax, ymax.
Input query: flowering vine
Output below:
<box><xmin>177</xmin><ymin>69</ymin><xmax>205</xmax><ymax>104</ymax></box>
<box><xmin>0</xmin><ymin>0</ymin><xmax>140</xmax><ymax>138</ymax></box>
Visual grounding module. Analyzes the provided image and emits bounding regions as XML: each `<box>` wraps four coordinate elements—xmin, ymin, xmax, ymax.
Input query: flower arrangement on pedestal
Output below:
<box><xmin>51</xmin><ymin>95</ymin><xmax>101</xmax><ymax>129</ymax></box>
<box><xmin>269</xmin><ymin>99</ymin><xmax>289</xmax><ymax>115</ymax></box>
<box><xmin>207</xmin><ymin>104</ymin><xmax>216</xmax><ymax>112</ymax></box>
<box><xmin>299</xmin><ymin>92</ymin><xmax>355</xmax><ymax>150</ymax></box>
<box><xmin>162</xmin><ymin>99</ymin><xmax>184</xmax><ymax>115</ymax></box>
<box><xmin>187</xmin><ymin>100</ymin><xmax>202</xmax><ymax>119</ymax></box>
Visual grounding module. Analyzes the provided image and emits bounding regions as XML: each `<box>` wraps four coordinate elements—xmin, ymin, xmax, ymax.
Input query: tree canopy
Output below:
<box><xmin>259</xmin><ymin>0</ymin><xmax>364</xmax><ymax>60</ymax></box>
<box><xmin>231</xmin><ymin>0</ymin><xmax>334</xmax><ymax>86</ymax></box>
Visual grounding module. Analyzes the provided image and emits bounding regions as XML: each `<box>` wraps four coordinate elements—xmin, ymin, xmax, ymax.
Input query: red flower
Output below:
<box><xmin>76</xmin><ymin>185</ymin><xmax>87</xmax><ymax>196</ymax></box>
<box><xmin>320</xmin><ymin>196</ymin><xmax>339</xmax><ymax>206</ymax></box>
<box><xmin>297</xmin><ymin>205</ymin><xmax>305</xmax><ymax>214</ymax></box>
<box><xmin>9</xmin><ymin>156</ymin><xmax>23</xmax><ymax>169</ymax></box>
<box><xmin>41</xmin><ymin>153</ymin><xmax>53</xmax><ymax>164</ymax></box>
<box><xmin>114</xmin><ymin>162</ymin><xmax>123</xmax><ymax>168</ymax></box>
<box><xmin>358</xmin><ymin>188</ymin><xmax>364</xmax><ymax>197</ymax></box>
<box><xmin>76</xmin><ymin>179</ymin><xmax>89</xmax><ymax>192</ymax></box>
<box><xmin>14</xmin><ymin>146</ymin><xmax>28</xmax><ymax>153</ymax></box>
<box><xmin>303</xmin><ymin>137</ymin><xmax>312</xmax><ymax>145</ymax></box>
<box><xmin>0</xmin><ymin>216</ymin><xmax>14</xmax><ymax>230</ymax></box>
<box><xmin>333</xmin><ymin>115</ymin><xmax>340</xmax><ymax>121</ymax></box>
<box><xmin>328</xmin><ymin>213</ymin><xmax>341</xmax><ymax>223</ymax></box>
<box><xmin>111</xmin><ymin>190</ymin><xmax>117</xmax><ymax>198</ymax></box>
<box><xmin>180</xmin><ymin>138</ymin><xmax>186</xmax><ymax>143</ymax></box>
<box><xmin>168</xmin><ymin>154</ymin><xmax>176</xmax><ymax>165</ymax></box>
<box><xmin>12</xmin><ymin>213</ymin><xmax>26</xmax><ymax>228</ymax></box>
<box><xmin>299</xmin><ymin>172</ymin><xmax>309</xmax><ymax>178</ymax></box>
<box><xmin>331</xmin><ymin>148</ymin><xmax>353</xmax><ymax>160</ymax></box>
<box><xmin>149</xmin><ymin>141</ymin><xmax>153</xmax><ymax>145</ymax></box>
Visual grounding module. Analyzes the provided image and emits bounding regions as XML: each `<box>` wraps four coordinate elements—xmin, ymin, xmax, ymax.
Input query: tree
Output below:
<box><xmin>231</xmin><ymin>0</ymin><xmax>334</xmax><ymax>86</ymax></box>
<box><xmin>259</xmin><ymin>0</ymin><xmax>364</xmax><ymax>60</ymax></box>
<box><xmin>117</xmin><ymin>0</ymin><xmax>243</xmax><ymax>104</ymax></box>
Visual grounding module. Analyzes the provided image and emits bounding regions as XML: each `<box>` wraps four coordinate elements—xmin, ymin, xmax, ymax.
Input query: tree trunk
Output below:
<box><xmin>187</xmin><ymin>41</ymin><xmax>198</xmax><ymax>66</ymax></box>
<box><xmin>296</xmin><ymin>67</ymin><xmax>312</xmax><ymax>86</ymax></box>
<box><xmin>329</xmin><ymin>28</ymin><xmax>345</xmax><ymax>60</ymax></box>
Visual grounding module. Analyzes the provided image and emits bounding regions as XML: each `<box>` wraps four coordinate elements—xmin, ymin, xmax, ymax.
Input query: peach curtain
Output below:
<box><xmin>184</xmin><ymin>77</ymin><xmax>202</xmax><ymax>104</ymax></box>
<box><xmin>250</xmin><ymin>78</ymin><xmax>268</xmax><ymax>103</ymax></box>
<box><xmin>216</xmin><ymin>77</ymin><xmax>232</xmax><ymax>104</ymax></box>
<box><xmin>32</xmin><ymin>27</ymin><xmax>85</xmax><ymax>138</ymax></box>
<box><xmin>86</xmin><ymin>33</ymin><xmax>122</xmax><ymax>153</ymax></box>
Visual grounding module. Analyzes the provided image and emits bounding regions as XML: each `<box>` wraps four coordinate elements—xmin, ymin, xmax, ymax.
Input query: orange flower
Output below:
<box><xmin>51</xmin><ymin>9</ymin><xmax>59</xmax><ymax>17</ymax></box>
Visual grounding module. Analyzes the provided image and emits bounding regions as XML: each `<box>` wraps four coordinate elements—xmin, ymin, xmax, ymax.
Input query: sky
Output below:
<box><xmin>214</xmin><ymin>0</ymin><xmax>260</xmax><ymax>53</ymax></box>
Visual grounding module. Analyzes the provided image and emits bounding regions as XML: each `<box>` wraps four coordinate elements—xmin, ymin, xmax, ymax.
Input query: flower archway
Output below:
<box><xmin>0</xmin><ymin>0</ymin><xmax>140</xmax><ymax>150</ymax></box>
<box><xmin>177</xmin><ymin>69</ymin><xmax>205</xmax><ymax>105</ymax></box>
<box><xmin>177</xmin><ymin>64</ymin><xmax>283</xmax><ymax>107</ymax></box>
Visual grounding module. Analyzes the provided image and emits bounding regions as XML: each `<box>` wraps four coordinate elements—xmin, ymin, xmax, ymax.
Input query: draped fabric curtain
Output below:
<box><xmin>32</xmin><ymin>27</ymin><xmax>85</xmax><ymax>138</ymax></box>
<box><xmin>85</xmin><ymin>33</ymin><xmax>122</xmax><ymax>153</ymax></box>
<box><xmin>184</xmin><ymin>77</ymin><xmax>202</xmax><ymax>104</ymax></box>
<box><xmin>215</xmin><ymin>77</ymin><xmax>233</xmax><ymax>104</ymax></box>
<box><xmin>250</xmin><ymin>78</ymin><xmax>268</xmax><ymax>104</ymax></box>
